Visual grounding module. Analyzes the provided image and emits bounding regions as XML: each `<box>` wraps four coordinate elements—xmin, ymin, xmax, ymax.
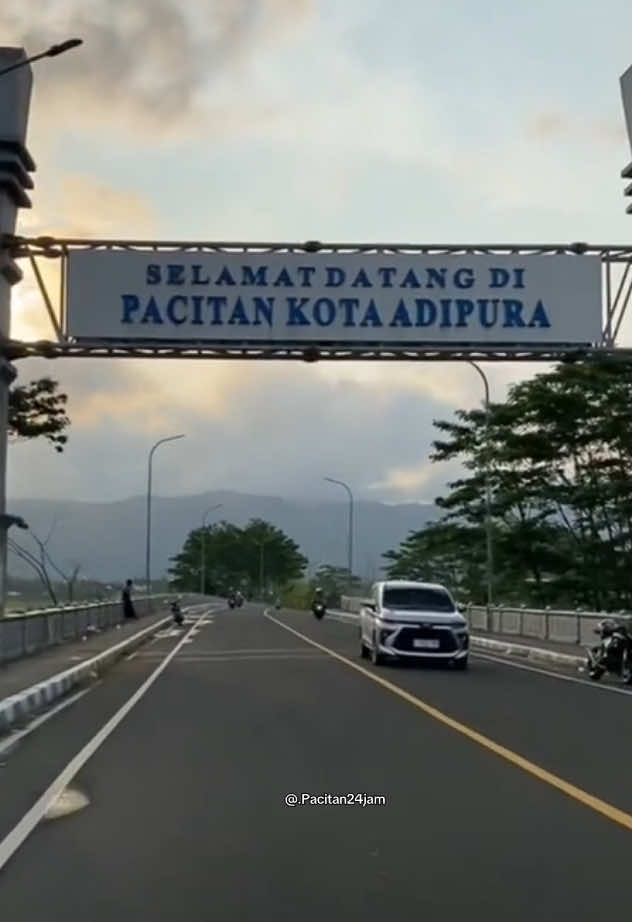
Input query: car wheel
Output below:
<box><xmin>453</xmin><ymin>656</ymin><xmax>468</xmax><ymax>671</ymax></box>
<box><xmin>371</xmin><ymin>632</ymin><xmax>384</xmax><ymax>666</ymax></box>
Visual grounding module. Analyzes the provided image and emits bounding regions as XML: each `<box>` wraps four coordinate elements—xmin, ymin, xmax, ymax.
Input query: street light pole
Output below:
<box><xmin>200</xmin><ymin>503</ymin><xmax>223</xmax><ymax>595</ymax></box>
<box><xmin>145</xmin><ymin>434</ymin><xmax>184</xmax><ymax>598</ymax></box>
<box><xmin>466</xmin><ymin>362</ymin><xmax>493</xmax><ymax>620</ymax></box>
<box><xmin>0</xmin><ymin>41</ymin><xmax>83</xmax><ymax>617</ymax></box>
<box><xmin>324</xmin><ymin>477</ymin><xmax>354</xmax><ymax>587</ymax></box>
<box><xmin>0</xmin><ymin>39</ymin><xmax>83</xmax><ymax>78</ymax></box>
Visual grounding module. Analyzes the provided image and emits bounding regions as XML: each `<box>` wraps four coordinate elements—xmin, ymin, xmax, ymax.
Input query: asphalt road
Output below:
<box><xmin>1</xmin><ymin>602</ymin><xmax>631</xmax><ymax>920</ymax></box>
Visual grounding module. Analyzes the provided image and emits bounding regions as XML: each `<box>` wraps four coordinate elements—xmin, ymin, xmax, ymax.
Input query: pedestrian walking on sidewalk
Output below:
<box><xmin>122</xmin><ymin>579</ymin><xmax>138</xmax><ymax>619</ymax></box>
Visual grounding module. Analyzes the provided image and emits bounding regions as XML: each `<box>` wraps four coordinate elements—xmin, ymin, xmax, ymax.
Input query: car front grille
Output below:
<box><xmin>389</xmin><ymin>625</ymin><xmax>459</xmax><ymax>654</ymax></box>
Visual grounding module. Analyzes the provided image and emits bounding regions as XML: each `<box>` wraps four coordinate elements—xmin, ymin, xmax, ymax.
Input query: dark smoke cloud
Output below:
<box><xmin>1</xmin><ymin>0</ymin><xmax>310</xmax><ymax>129</ymax></box>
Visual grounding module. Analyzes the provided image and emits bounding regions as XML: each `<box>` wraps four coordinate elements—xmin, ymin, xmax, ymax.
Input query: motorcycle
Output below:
<box><xmin>235</xmin><ymin>593</ymin><xmax>244</xmax><ymax>608</ymax></box>
<box><xmin>585</xmin><ymin>617</ymin><xmax>632</xmax><ymax>685</ymax></box>
<box><xmin>312</xmin><ymin>601</ymin><xmax>326</xmax><ymax>620</ymax></box>
<box><xmin>228</xmin><ymin>597</ymin><xmax>236</xmax><ymax>610</ymax></box>
<box><xmin>170</xmin><ymin>601</ymin><xmax>184</xmax><ymax>627</ymax></box>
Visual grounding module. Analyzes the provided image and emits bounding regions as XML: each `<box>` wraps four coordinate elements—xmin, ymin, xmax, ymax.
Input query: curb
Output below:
<box><xmin>330</xmin><ymin>610</ymin><xmax>584</xmax><ymax>668</ymax></box>
<box><xmin>0</xmin><ymin>609</ymin><xmax>198</xmax><ymax>736</ymax></box>
<box><xmin>470</xmin><ymin>635</ymin><xmax>583</xmax><ymax>667</ymax></box>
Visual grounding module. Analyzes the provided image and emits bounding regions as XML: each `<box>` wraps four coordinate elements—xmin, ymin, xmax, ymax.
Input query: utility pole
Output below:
<box><xmin>0</xmin><ymin>49</ymin><xmax>35</xmax><ymax>617</ymax></box>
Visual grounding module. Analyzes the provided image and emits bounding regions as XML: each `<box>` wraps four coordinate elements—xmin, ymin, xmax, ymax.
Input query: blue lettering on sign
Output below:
<box><xmin>490</xmin><ymin>268</ymin><xmax>510</xmax><ymax>289</ymax></box>
<box><xmin>326</xmin><ymin>267</ymin><xmax>345</xmax><ymax>287</ymax></box>
<box><xmin>192</xmin><ymin>265</ymin><xmax>210</xmax><ymax>285</ymax></box>
<box><xmin>146</xmin><ymin>265</ymin><xmax>161</xmax><ymax>285</ymax></box>
<box><xmin>167</xmin><ymin>264</ymin><xmax>185</xmax><ymax>285</ymax></box>
<box><xmin>427</xmin><ymin>268</ymin><xmax>446</xmax><ymax>289</ymax></box>
<box><xmin>440</xmin><ymin>300</ymin><xmax>452</xmax><ymax>327</ymax></box>
<box><xmin>287</xmin><ymin>297</ymin><xmax>310</xmax><ymax>325</ymax></box>
<box><xmin>207</xmin><ymin>296</ymin><xmax>227</xmax><ymax>325</ymax></box>
<box><xmin>242</xmin><ymin>266</ymin><xmax>267</xmax><ymax>286</ymax></box>
<box><xmin>455</xmin><ymin>299</ymin><xmax>475</xmax><ymax>327</ymax></box>
<box><xmin>340</xmin><ymin>298</ymin><xmax>359</xmax><ymax>327</ymax></box>
<box><xmin>378</xmin><ymin>267</ymin><xmax>397</xmax><ymax>288</ymax></box>
<box><xmin>191</xmin><ymin>295</ymin><xmax>205</xmax><ymax>324</ymax></box>
<box><xmin>479</xmin><ymin>300</ymin><xmax>499</xmax><ymax>328</ymax></box>
<box><xmin>390</xmin><ymin>299</ymin><xmax>412</xmax><ymax>327</ymax></box>
<box><xmin>415</xmin><ymin>299</ymin><xmax>436</xmax><ymax>327</ymax></box>
<box><xmin>401</xmin><ymin>269</ymin><xmax>421</xmax><ymax>288</ymax></box>
<box><xmin>253</xmin><ymin>297</ymin><xmax>274</xmax><ymax>326</ymax></box>
<box><xmin>142</xmin><ymin>297</ymin><xmax>164</xmax><ymax>324</ymax></box>
<box><xmin>351</xmin><ymin>269</ymin><xmax>372</xmax><ymax>288</ymax></box>
<box><xmin>503</xmin><ymin>300</ymin><xmax>525</xmax><ymax>327</ymax></box>
<box><xmin>529</xmin><ymin>300</ymin><xmax>551</xmax><ymax>327</ymax></box>
<box><xmin>454</xmin><ymin>268</ymin><xmax>474</xmax><ymax>289</ymax></box>
<box><xmin>313</xmin><ymin>298</ymin><xmax>336</xmax><ymax>326</ymax></box>
<box><xmin>274</xmin><ymin>268</ymin><xmax>294</xmax><ymax>287</ymax></box>
<box><xmin>167</xmin><ymin>296</ymin><xmax>187</xmax><ymax>324</ymax></box>
<box><xmin>121</xmin><ymin>294</ymin><xmax>140</xmax><ymax>323</ymax></box>
<box><xmin>297</xmin><ymin>266</ymin><xmax>316</xmax><ymax>286</ymax></box>
<box><xmin>228</xmin><ymin>297</ymin><xmax>250</xmax><ymax>325</ymax></box>
<box><xmin>216</xmin><ymin>266</ymin><xmax>236</xmax><ymax>286</ymax></box>
<box><xmin>359</xmin><ymin>300</ymin><xmax>382</xmax><ymax>326</ymax></box>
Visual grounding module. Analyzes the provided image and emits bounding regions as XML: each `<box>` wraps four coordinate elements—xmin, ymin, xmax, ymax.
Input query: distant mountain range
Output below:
<box><xmin>7</xmin><ymin>491</ymin><xmax>437</xmax><ymax>583</ymax></box>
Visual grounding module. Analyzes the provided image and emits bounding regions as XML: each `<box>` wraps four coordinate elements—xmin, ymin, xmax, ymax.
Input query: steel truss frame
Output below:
<box><xmin>3</xmin><ymin>235</ymin><xmax>632</xmax><ymax>362</ymax></box>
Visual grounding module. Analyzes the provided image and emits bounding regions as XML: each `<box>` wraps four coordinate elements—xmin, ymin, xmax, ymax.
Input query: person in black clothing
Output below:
<box><xmin>122</xmin><ymin>579</ymin><xmax>137</xmax><ymax>619</ymax></box>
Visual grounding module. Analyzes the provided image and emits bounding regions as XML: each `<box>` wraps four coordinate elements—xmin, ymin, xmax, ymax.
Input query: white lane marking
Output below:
<box><xmin>0</xmin><ymin>612</ymin><xmax>208</xmax><ymax>872</ymax></box>
<box><xmin>472</xmin><ymin>652</ymin><xmax>632</xmax><ymax>697</ymax></box>
<box><xmin>0</xmin><ymin>684</ymin><xmax>99</xmax><ymax>757</ymax></box>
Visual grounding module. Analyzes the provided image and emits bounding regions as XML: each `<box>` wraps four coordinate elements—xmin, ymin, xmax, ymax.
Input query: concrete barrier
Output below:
<box><xmin>331</xmin><ymin>607</ymin><xmax>585</xmax><ymax>669</ymax></box>
<box><xmin>0</xmin><ymin>595</ymin><xmax>196</xmax><ymax>665</ymax></box>
<box><xmin>339</xmin><ymin>595</ymin><xmax>623</xmax><ymax>649</ymax></box>
<box><xmin>0</xmin><ymin>600</ymin><xmax>207</xmax><ymax>735</ymax></box>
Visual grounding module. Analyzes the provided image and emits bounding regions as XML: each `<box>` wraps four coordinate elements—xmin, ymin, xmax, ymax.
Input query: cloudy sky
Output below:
<box><xmin>4</xmin><ymin>0</ymin><xmax>632</xmax><ymax>507</ymax></box>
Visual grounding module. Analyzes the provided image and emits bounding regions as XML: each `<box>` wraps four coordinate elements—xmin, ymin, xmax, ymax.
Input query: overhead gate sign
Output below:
<box><xmin>65</xmin><ymin>251</ymin><xmax>602</xmax><ymax>346</ymax></box>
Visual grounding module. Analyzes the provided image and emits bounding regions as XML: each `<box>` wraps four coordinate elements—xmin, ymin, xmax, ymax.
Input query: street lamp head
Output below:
<box><xmin>47</xmin><ymin>39</ymin><xmax>83</xmax><ymax>57</ymax></box>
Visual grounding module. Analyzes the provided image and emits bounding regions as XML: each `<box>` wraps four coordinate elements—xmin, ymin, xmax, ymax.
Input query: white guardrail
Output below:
<box><xmin>0</xmin><ymin>594</ymin><xmax>186</xmax><ymax>665</ymax></box>
<box><xmin>339</xmin><ymin>596</ymin><xmax>622</xmax><ymax>647</ymax></box>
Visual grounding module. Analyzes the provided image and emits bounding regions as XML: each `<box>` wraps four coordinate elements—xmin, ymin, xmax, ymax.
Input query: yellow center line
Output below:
<box><xmin>264</xmin><ymin>612</ymin><xmax>632</xmax><ymax>834</ymax></box>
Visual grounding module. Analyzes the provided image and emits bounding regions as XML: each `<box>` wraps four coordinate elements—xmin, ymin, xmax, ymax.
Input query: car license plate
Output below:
<box><xmin>413</xmin><ymin>638</ymin><xmax>440</xmax><ymax>649</ymax></box>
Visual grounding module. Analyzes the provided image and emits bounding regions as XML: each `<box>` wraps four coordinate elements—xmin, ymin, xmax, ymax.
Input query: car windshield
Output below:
<box><xmin>383</xmin><ymin>587</ymin><xmax>455</xmax><ymax>612</ymax></box>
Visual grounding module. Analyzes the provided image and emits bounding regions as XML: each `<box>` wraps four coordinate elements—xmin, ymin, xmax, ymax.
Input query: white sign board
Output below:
<box><xmin>65</xmin><ymin>251</ymin><xmax>602</xmax><ymax>345</ymax></box>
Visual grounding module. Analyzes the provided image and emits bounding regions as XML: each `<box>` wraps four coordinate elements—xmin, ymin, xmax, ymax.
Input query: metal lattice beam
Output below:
<box><xmin>4</xmin><ymin>235</ymin><xmax>632</xmax><ymax>362</ymax></box>
<box><xmin>2</xmin><ymin>338</ymin><xmax>630</xmax><ymax>363</ymax></box>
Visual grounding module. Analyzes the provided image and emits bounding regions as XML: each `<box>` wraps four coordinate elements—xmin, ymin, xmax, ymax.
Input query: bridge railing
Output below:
<box><xmin>339</xmin><ymin>596</ymin><xmax>622</xmax><ymax>647</ymax></box>
<box><xmin>0</xmin><ymin>594</ymin><xmax>196</xmax><ymax>665</ymax></box>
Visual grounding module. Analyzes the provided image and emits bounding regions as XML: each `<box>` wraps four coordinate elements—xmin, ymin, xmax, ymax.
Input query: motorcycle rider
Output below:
<box><xmin>170</xmin><ymin>598</ymin><xmax>184</xmax><ymax>626</ymax></box>
<box><xmin>312</xmin><ymin>587</ymin><xmax>325</xmax><ymax>610</ymax></box>
<box><xmin>587</xmin><ymin>615</ymin><xmax>632</xmax><ymax>684</ymax></box>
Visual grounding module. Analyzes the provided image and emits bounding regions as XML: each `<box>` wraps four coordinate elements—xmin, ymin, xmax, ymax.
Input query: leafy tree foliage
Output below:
<box><xmin>9</xmin><ymin>377</ymin><xmax>70</xmax><ymax>453</ymax></box>
<box><xmin>384</xmin><ymin>360</ymin><xmax>632</xmax><ymax>611</ymax></box>
<box><xmin>169</xmin><ymin>518</ymin><xmax>307</xmax><ymax>596</ymax></box>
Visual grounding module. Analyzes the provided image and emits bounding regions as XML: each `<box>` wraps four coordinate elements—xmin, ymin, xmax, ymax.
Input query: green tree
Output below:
<box><xmin>168</xmin><ymin>518</ymin><xmax>307</xmax><ymax>596</ymax></box>
<box><xmin>309</xmin><ymin>564</ymin><xmax>366</xmax><ymax>607</ymax></box>
<box><xmin>386</xmin><ymin>360</ymin><xmax>632</xmax><ymax>610</ymax></box>
<box><xmin>9</xmin><ymin>377</ymin><xmax>70</xmax><ymax>452</ymax></box>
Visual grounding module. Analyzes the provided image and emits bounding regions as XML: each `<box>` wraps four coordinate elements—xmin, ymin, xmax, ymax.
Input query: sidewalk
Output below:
<box><xmin>475</xmin><ymin>630</ymin><xmax>585</xmax><ymax>659</ymax></box>
<box><xmin>0</xmin><ymin>613</ymin><xmax>169</xmax><ymax>702</ymax></box>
